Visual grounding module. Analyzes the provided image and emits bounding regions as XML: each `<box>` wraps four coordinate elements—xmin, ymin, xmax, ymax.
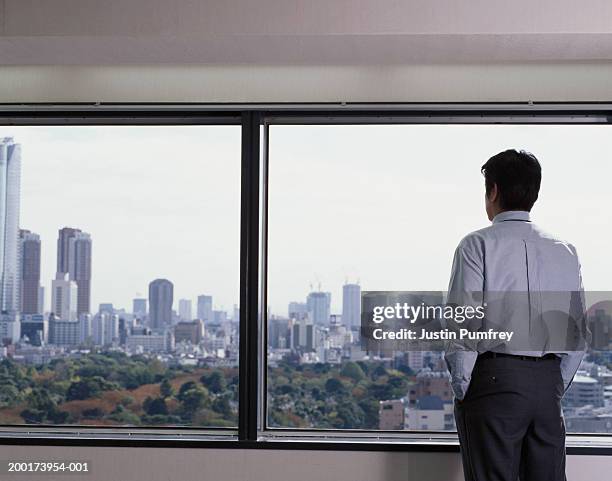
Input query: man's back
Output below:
<box><xmin>447</xmin><ymin>149</ymin><xmax>586</xmax><ymax>481</ymax></box>
<box><xmin>455</xmin><ymin>210</ymin><xmax>581</xmax><ymax>293</ymax></box>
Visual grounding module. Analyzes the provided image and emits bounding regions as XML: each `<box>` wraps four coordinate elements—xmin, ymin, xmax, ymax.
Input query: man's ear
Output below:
<box><xmin>488</xmin><ymin>183</ymin><xmax>499</xmax><ymax>203</ymax></box>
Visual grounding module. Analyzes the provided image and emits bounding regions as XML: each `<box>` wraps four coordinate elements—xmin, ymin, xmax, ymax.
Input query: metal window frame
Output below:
<box><xmin>1</xmin><ymin>103</ymin><xmax>612</xmax><ymax>454</ymax></box>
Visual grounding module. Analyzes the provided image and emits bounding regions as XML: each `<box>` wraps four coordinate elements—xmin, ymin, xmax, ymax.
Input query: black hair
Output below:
<box><xmin>481</xmin><ymin>149</ymin><xmax>541</xmax><ymax>212</ymax></box>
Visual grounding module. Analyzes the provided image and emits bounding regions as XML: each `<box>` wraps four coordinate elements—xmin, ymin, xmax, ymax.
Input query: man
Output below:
<box><xmin>445</xmin><ymin>149</ymin><xmax>586</xmax><ymax>481</ymax></box>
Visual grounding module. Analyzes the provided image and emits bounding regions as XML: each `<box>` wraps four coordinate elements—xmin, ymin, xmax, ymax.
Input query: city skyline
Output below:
<box><xmin>4</xmin><ymin>124</ymin><xmax>612</xmax><ymax>317</ymax></box>
<box><xmin>4</xmin><ymin>126</ymin><xmax>241</xmax><ymax>313</ymax></box>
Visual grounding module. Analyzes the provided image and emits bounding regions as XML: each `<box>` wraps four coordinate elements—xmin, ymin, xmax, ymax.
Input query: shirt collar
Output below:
<box><xmin>492</xmin><ymin>210</ymin><xmax>531</xmax><ymax>224</ymax></box>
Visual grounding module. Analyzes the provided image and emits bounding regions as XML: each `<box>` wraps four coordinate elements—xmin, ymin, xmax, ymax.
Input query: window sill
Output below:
<box><xmin>1</xmin><ymin>429</ymin><xmax>612</xmax><ymax>455</ymax></box>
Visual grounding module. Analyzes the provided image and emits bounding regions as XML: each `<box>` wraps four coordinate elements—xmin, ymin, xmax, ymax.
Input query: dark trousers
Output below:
<box><xmin>455</xmin><ymin>354</ymin><xmax>566</xmax><ymax>481</ymax></box>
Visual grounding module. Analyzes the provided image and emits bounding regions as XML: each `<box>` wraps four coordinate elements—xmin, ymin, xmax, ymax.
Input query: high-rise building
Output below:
<box><xmin>291</xmin><ymin>316</ymin><xmax>316</xmax><ymax>351</ymax></box>
<box><xmin>342</xmin><ymin>283</ymin><xmax>361</xmax><ymax>330</ymax></box>
<box><xmin>20</xmin><ymin>313</ymin><xmax>47</xmax><ymax>346</ymax></box>
<box><xmin>20</xmin><ymin>229</ymin><xmax>41</xmax><ymax>315</ymax></box>
<box><xmin>51</xmin><ymin>273</ymin><xmax>78</xmax><ymax>321</ymax></box>
<box><xmin>213</xmin><ymin>310</ymin><xmax>227</xmax><ymax>324</ymax></box>
<box><xmin>0</xmin><ymin>138</ymin><xmax>21</xmax><ymax>316</ymax></box>
<box><xmin>132</xmin><ymin>298</ymin><xmax>147</xmax><ymax>319</ymax></box>
<box><xmin>98</xmin><ymin>303</ymin><xmax>114</xmax><ymax>314</ymax></box>
<box><xmin>0</xmin><ymin>312</ymin><xmax>20</xmax><ymax>344</ymax></box>
<box><xmin>79</xmin><ymin>313</ymin><xmax>92</xmax><ymax>344</ymax></box>
<box><xmin>91</xmin><ymin>312</ymin><xmax>118</xmax><ymax>346</ymax></box>
<box><xmin>288</xmin><ymin>301</ymin><xmax>308</xmax><ymax>320</ymax></box>
<box><xmin>174</xmin><ymin>319</ymin><xmax>204</xmax><ymax>344</ymax></box>
<box><xmin>70</xmin><ymin>232</ymin><xmax>92</xmax><ymax>316</ymax></box>
<box><xmin>268</xmin><ymin>317</ymin><xmax>291</xmax><ymax>349</ymax></box>
<box><xmin>306</xmin><ymin>291</ymin><xmax>331</xmax><ymax>325</ymax></box>
<box><xmin>48</xmin><ymin>315</ymin><xmax>79</xmax><ymax>346</ymax></box>
<box><xmin>149</xmin><ymin>279</ymin><xmax>173</xmax><ymax>329</ymax></box>
<box><xmin>178</xmin><ymin>298</ymin><xmax>192</xmax><ymax>321</ymax></box>
<box><xmin>56</xmin><ymin>227</ymin><xmax>92</xmax><ymax>316</ymax></box>
<box><xmin>37</xmin><ymin>286</ymin><xmax>44</xmax><ymax>314</ymax></box>
<box><xmin>56</xmin><ymin>227</ymin><xmax>79</xmax><ymax>275</ymax></box>
<box><xmin>197</xmin><ymin>294</ymin><xmax>213</xmax><ymax>322</ymax></box>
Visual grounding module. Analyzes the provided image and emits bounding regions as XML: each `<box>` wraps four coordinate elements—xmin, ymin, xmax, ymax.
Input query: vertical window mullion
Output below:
<box><xmin>238</xmin><ymin>111</ymin><xmax>261</xmax><ymax>441</ymax></box>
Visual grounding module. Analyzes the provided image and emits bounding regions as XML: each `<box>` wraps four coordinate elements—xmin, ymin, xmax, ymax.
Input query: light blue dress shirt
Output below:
<box><xmin>444</xmin><ymin>210</ymin><xmax>586</xmax><ymax>400</ymax></box>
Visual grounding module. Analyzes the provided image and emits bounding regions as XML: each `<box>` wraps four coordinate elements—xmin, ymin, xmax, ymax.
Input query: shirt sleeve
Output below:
<box><xmin>444</xmin><ymin>240</ymin><xmax>484</xmax><ymax>400</ymax></box>
<box><xmin>560</xmin><ymin>245</ymin><xmax>587</xmax><ymax>393</ymax></box>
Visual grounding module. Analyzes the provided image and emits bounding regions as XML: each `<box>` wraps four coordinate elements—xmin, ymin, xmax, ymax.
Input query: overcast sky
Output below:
<box><xmin>3</xmin><ymin>124</ymin><xmax>610</xmax><ymax>317</ymax></box>
<box><xmin>268</xmin><ymin>124</ymin><xmax>612</xmax><ymax>315</ymax></box>
<box><xmin>4</xmin><ymin>126</ymin><xmax>241</xmax><ymax>314</ymax></box>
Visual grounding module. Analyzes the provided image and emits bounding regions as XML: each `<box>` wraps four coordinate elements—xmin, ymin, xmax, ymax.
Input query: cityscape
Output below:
<box><xmin>1</xmin><ymin>135</ymin><xmax>612</xmax><ymax>432</ymax></box>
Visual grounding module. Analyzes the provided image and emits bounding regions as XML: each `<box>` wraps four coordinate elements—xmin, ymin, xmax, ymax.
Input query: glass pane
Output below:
<box><xmin>0</xmin><ymin>126</ymin><xmax>240</xmax><ymax>428</ymax></box>
<box><xmin>266</xmin><ymin>124</ymin><xmax>612</xmax><ymax>432</ymax></box>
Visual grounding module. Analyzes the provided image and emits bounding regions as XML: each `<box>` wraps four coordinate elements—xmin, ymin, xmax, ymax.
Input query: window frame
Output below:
<box><xmin>1</xmin><ymin>102</ymin><xmax>612</xmax><ymax>454</ymax></box>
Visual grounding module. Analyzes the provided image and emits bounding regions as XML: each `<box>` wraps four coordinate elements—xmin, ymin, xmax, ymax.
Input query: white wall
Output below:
<box><xmin>2</xmin><ymin>1</ymin><xmax>612</xmax><ymax>102</ymax></box>
<box><xmin>0</xmin><ymin>445</ymin><xmax>609</xmax><ymax>481</ymax></box>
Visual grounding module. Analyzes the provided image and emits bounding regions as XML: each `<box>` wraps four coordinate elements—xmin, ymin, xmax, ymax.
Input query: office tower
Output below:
<box><xmin>48</xmin><ymin>315</ymin><xmax>79</xmax><ymax>346</ymax></box>
<box><xmin>20</xmin><ymin>313</ymin><xmax>47</xmax><ymax>346</ymax></box>
<box><xmin>342</xmin><ymin>283</ymin><xmax>361</xmax><ymax>330</ymax></box>
<box><xmin>268</xmin><ymin>317</ymin><xmax>291</xmax><ymax>349</ymax></box>
<box><xmin>149</xmin><ymin>279</ymin><xmax>173</xmax><ymax>329</ymax></box>
<box><xmin>79</xmin><ymin>313</ymin><xmax>92</xmax><ymax>343</ymax></box>
<box><xmin>0</xmin><ymin>312</ymin><xmax>20</xmax><ymax>344</ymax></box>
<box><xmin>174</xmin><ymin>319</ymin><xmax>204</xmax><ymax>344</ymax></box>
<box><xmin>98</xmin><ymin>303</ymin><xmax>114</xmax><ymax>314</ymax></box>
<box><xmin>70</xmin><ymin>232</ymin><xmax>92</xmax><ymax>315</ymax></box>
<box><xmin>51</xmin><ymin>273</ymin><xmax>78</xmax><ymax>321</ymax></box>
<box><xmin>91</xmin><ymin>311</ymin><xmax>119</xmax><ymax>346</ymax></box>
<box><xmin>197</xmin><ymin>294</ymin><xmax>213</xmax><ymax>322</ymax></box>
<box><xmin>132</xmin><ymin>298</ymin><xmax>147</xmax><ymax>318</ymax></box>
<box><xmin>178</xmin><ymin>298</ymin><xmax>192</xmax><ymax>321</ymax></box>
<box><xmin>291</xmin><ymin>316</ymin><xmax>316</xmax><ymax>351</ymax></box>
<box><xmin>20</xmin><ymin>229</ymin><xmax>41</xmax><ymax>315</ymax></box>
<box><xmin>56</xmin><ymin>227</ymin><xmax>92</xmax><ymax>316</ymax></box>
<box><xmin>0</xmin><ymin>138</ymin><xmax>21</xmax><ymax>316</ymax></box>
<box><xmin>288</xmin><ymin>301</ymin><xmax>307</xmax><ymax>320</ymax></box>
<box><xmin>306</xmin><ymin>291</ymin><xmax>331</xmax><ymax>325</ymax></box>
<box><xmin>38</xmin><ymin>286</ymin><xmax>44</xmax><ymax>314</ymax></box>
<box><xmin>118</xmin><ymin>317</ymin><xmax>131</xmax><ymax>346</ymax></box>
<box><xmin>213</xmin><ymin>310</ymin><xmax>227</xmax><ymax>324</ymax></box>
<box><xmin>126</xmin><ymin>330</ymin><xmax>174</xmax><ymax>353</ymax></box>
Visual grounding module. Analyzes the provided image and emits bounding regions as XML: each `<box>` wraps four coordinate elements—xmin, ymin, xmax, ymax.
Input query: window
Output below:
<box><xmin>2</xmin><ymin>107</ymin><xmax>612</xmax><ymax>445</ymax></box>
<box><xmin>0</xmin><ymin>125</ymin><xmax>241</xmax><ymax>429</ymax></box>
<box><xmin>265</xmin><ymin>123</ymin><xmax>612</xmax><ymax>433</ymax></box>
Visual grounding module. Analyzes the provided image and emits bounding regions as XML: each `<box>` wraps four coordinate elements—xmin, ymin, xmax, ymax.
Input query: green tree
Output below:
<box><xmin>201</xmin><ymin>370</ymin><xmax>226</xmax><ymax>394</ymax></box>
<box><xmin>143</xmin><ymin>397</ymin><xmax>168</xmax><ymax>416</ymax></box>
<box><xmin>160</xmin><ymin>379</ymin><xmax>174</xmax><ymax>399</ymax></box>
<box><xmin>178</xmin><ymin>383</ymin><xmax>208</xmax><ymax>413</ymax></box>
<box><xmin>340</xmin><ymin>362</ymin><xmax>365</xmax><ymax>382</ymax></box>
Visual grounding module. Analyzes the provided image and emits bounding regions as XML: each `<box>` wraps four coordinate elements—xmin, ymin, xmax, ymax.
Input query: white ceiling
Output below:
<box><xmin>2</xmin><ymin>0</ymin><xmax>612</xmax><ymax>65</ymax></box>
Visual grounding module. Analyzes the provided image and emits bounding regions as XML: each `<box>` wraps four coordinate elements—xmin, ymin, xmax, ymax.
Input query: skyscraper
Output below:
<box><xmin>306</xmin><ymin>291</ymin><xmax>331</xmax><ymax>325</ymax></box>
<box><xmin>20</xmin><ymin>229</ymin><xmax>41</xmax><ymax>315</ymax></box>
<box><xmin>132</xmin><ymin>298</ymin><xmax>147</xmax><ymax>319</ymax></box>
<box><xmin>288</xmin><ymin>301</ymin><xmax>308</xmax><ymax>320</ymax></box>
<box><xmin>342</xmin><ymin>283</ymin><xmax>361</xmax><ymax>330</ymax></box>
<box><xmin>56</xmin><ymin>227</ymin><xmax>92</xmax><ymax>316</ymax></box>
<box><xmin>149</xmin><ymin>279</ymin><xmax>173</xmax><ymax>330</ymax></box>
<box><xmin>70</xmin><ymin>232</ymin><xmax>92</xmax><ymax>316</ymax></box>
<box><xmin>178</xmin><ymin>298</ymin><xmax>192</xmax><ymax>321</ymax></box>
<box><xmin>0</xmin><ymin>138</ymin><xmax>21</xmax><ymax>315</ymax></box>
<box><xmin>197</xmin><ymin>294</ymin><xmax>213</xmax><ymax>322</ymax></box>
<box><xmin>51</xmin><ymin>273</ymin><xmax>78</xmax><ymax>321</ymax></box>
<box><xmin>56</xmin><ymin>227</ymin><xmax>79</xmax><ymax>274</ymax></box>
